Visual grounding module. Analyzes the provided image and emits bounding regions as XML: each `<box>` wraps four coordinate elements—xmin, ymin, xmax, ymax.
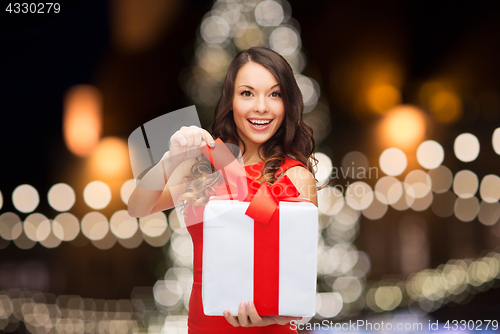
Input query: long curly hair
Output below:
<box><xmin>179</xmin><ymin>46</ymin><xmax>319</xmax><ymax>212</ymax></box>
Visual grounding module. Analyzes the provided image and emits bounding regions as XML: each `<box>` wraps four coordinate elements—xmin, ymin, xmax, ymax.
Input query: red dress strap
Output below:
<box><xmin>274</xmin><ymin>156</ymin><xmax>308</xmax><ymax>179</ymax></box>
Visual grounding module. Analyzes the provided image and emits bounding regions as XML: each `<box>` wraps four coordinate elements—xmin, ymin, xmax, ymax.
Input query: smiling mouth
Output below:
<box><xmin>247</xmin><ymin>119</ymin><xmax>273</xmax><ymax>127</ymax></box>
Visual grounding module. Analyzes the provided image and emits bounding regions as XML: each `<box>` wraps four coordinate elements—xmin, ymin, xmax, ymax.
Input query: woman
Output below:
<box><xmin>128</xmin><ymin>46</ymin><xmax>319</xmax><ymax>333</ymax></box>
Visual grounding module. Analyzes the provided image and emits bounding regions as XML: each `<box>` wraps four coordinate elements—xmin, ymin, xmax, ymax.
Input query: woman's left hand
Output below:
<box><xmin>223</xmin><ymin>301</ymin><xmax>302</xmax><ymax>327</ymax></box>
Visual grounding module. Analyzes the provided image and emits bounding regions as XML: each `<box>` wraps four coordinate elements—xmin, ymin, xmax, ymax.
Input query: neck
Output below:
<box><xmin>240</xmin><ymin>141</ymin><xmax>264</xmax><ymax>166</ymax></box>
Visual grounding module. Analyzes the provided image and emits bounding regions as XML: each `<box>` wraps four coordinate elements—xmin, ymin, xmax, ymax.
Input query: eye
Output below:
<box><xmin>241</xmin><ymin>90</ymin><xmax>252</xmax><ymax>97</ymax></box>
<box><xmin>271</xmin><ymin>91</ymin><xmax>282</xmax><ymax>98</ymax></box>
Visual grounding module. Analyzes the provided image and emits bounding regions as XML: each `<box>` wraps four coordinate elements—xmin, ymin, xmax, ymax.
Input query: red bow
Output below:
<box><xmin>237</xmin><ymin>175</ymin><xmax>306</xmax><ymax>224</ymax></box>
<box><xmin>200</xmin><ymin>138</ymin><xmax>309</xmax><ymax>223</ymax></box>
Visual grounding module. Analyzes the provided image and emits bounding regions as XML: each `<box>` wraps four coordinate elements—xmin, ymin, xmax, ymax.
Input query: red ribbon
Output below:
<box><xmin>201</xmin><ymin>138</ymin><xmax>311</xmax><ymax>315</ymax></box>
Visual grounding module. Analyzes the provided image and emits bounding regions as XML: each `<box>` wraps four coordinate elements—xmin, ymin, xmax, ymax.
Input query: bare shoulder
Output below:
<box><xmin>283</xmin><ymin>166</ymin><xmax>318</xmax><ymax>207</ymax></box>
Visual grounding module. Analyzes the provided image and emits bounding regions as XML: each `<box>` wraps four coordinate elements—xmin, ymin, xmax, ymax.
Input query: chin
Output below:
<box><xmin>248</xmin><ymin>134</ymin><xmax>274</xmax><ymax>144</ymax></box>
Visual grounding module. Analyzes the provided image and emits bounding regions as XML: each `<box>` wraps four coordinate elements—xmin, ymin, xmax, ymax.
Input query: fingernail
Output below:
<box><xmin>240</xmin><ymin>301</ymin><xmax>245</xmax><ymax>308</ymax></box>
<box><xmin>223</xmin><ymin>311</ymin><xmax>229</xmax><ymax>317</ymax></box>
<box><xmin>248</xmin><ymin>301</ymin><xmax>252</xmax><ymax>307</ymax></box>
<box><xmin>209</xmin><ymin>141</ymin><xmax>215</xmax><ymax>147</ymax></box>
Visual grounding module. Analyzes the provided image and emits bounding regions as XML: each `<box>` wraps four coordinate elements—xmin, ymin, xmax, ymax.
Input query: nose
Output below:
<box><xmin>255</xmin><ymin>94</ymin><xmax>268</xmax><ymax>113</ymax></box>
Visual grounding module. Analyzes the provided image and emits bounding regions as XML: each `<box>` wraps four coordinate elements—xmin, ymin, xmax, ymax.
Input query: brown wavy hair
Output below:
<box><xmin>180</xmin><ymin>46</ymin><xmax>319</xmax><ymax>212</ymax></box>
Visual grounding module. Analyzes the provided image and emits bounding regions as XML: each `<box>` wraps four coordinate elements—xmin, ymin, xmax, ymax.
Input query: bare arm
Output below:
<box><xmin>127</xmin><ymin>125</ymin><xmax>215</xmax><ymax>218</ymax></box>
<box><xmin>127</xmin><ymin>154</ymin><xmax>196</xmax><ymax>217</ymax></box>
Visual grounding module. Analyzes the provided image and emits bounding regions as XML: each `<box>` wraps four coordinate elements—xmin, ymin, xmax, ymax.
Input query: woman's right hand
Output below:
<box><xmin>166</xmin><ymin>125</ymin><xmax>215</xmax><ymax>166</ymax></box>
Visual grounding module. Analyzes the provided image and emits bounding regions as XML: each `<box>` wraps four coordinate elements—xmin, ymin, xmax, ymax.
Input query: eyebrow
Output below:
<box><xmin>237</xmin><ymin>84</ymin><xmax>280</xmax><ymax>90</ymax></box>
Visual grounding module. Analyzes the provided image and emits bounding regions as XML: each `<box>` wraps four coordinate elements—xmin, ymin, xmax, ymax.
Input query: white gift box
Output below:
<box><xmin>202</xmin><ymin>198</ymin><xmax>318</xmax><ymax>316</ymax></box>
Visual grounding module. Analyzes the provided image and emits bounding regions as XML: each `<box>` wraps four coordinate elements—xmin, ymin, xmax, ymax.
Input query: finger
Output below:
<box><xmin>171</xmin><ymin>133</ymin><xmax>187</xmax><ymax>147</ymax></box>
<box><xmin>192</xmin><ymin>131</ymin><xmax>202</xmax><ymax>147</ymax></box>
<box><xmin>246</xmin><ymin>301</ymin><xmax>263</xmax><ymax>325</ymax></box>
<box><xmin>237</xmin><ymin>302</ymin><xmax>250</xmax><ymax>327</ymax></box>
<box><xmin>223</xmin><ymin>311</ymin><xmax>240</xmax><ymax>327</ymax></box>
<box><xmin>201</xmin><ymin>129</ymin><xmax>215</xmax><ymax>147</ymax></box>
<box><xmin>184</xmin><ymin>131</ymin><xmax>194</xmax><ymax>147</ymax></box>
<box><xmin>272</xmin><ymin>316</ymin><xmax>302</xmax><ymax>326</ymax></box>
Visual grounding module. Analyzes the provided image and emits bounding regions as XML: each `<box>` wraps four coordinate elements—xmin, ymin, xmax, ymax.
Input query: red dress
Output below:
<box><xmin>185</xmin><ymin>157</ymin><xmax>307</xmax><ymax>333</ymax></box>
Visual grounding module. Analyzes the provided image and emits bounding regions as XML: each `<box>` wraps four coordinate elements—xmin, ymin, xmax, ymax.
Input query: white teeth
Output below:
<box><xmin>249</xmin><ymin>119</ymin><xmax>271</xmax><ymax>125</ymax></box>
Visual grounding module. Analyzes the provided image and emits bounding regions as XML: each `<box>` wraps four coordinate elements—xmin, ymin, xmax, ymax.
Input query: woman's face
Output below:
<box><xmin>232</xmin><ymin>61</ymin><xmax>285</xmax><ymax>149</ymax></box>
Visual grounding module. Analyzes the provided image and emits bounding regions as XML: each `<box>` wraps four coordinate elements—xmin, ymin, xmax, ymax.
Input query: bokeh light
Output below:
<box><xmin>379</xmin><ymin>105</ymin><xmax>426</xmax><ymax>149</ymax></box>
<box><xmin>139</xmin><ymin>211</ymin><xmax>168</xmax><ymax>238</ymax></box>
<box><xmin>63</xmin><ymin>85</ymin><xmax>102</xmax><ymax>157</ymax></box>
<box><xmin>317</xmin><ymin>186</ymin><xmax>344</xmax><ymax>216</ymax></box>
<box><xmin>254</xmin><ymin>0</ymin><xmax>284</xmax><ymax>27</ymax></box>
<box><xmin>428</xmin><ymin>166</ymin><xmax>453</xmax><ymax>193</ymax></box>
<box><xmin>143</xmin><ymin>228</ymin><xmax>170</xmax><ymax>247</ymax></box>
<box><xmin>81</xmin><ymin>212</ymin><xmax>109</xmax><ymax>241</ymax></box>
<box><xmin>404</xmin><ymin>170</ymin><xmax>432</xmax><ymax>199</ymax></box>
<box><xmin>454</xmin><ymin>133</ymin><xmax>480</xmax><ymax>162</ymax></box>
<box><xmin>410</xmin><ymin>191</ymin><xmax>433</xmax><ymax>212</ymax></box>
<box><xmin>83</xmin><ymin>181</ymin><xmax>112</xmax><ymax>210</ymax></box>
<box><xmin>89</xmin><ymin>137</ymin><xmax>130</xmax><ymax>178</ymax></box>
<box><xmin>47</xmin><ymin>183</ymin><xmax>76</xmax><ymax>212</ymax></box>
<box><xmin>233</xmin><ymin>23</ymin><xmax>263</xmax><ymax>50</ymax></box>
<box><xmin>454</xmin><ymin>197</ymin><xmax>479</xmax><ymax>222</ymax></box>
<box><xmin>333</xmin><ymin>206</ymin><xmax>360</xmax><ymax>232</ymax></box>
<box><xmin>0</xmin><ymin>212</ymin><xmax>22</xmax><ymax>240</ymax></box>
<box><xmin>110</xmin><ymin>210</ymin><xmax>139</xmax><ymax>239</ymax></box>
<box><xmin>362</xmin><ymin>197</ymin><xmax>388</xmax><ymax>220</ymax></box>
<box><xmin>341</xmin><ymin>151</ymin><xmax>369</xmax><ymax>180</ymax></box>
<box><xmin>269</xmin><ymin>26</ymin><xmax>300</xmax><ymax>56</ymax></box>
<box><xmin>332</xmin><ymin>276</ymin><xmax>363</xmax><ymax>303</ymax></box>
<box><xmin>478</xmin><ymin>201</ymin><xmax>500</xmax><ymax>226</ymax></box>
<box><xmin>379</xmin><ymin>148</ymin><xmax>407</xmax><ymax>176</ymax></box>
<box><xmin>429</xmin><ymin>91</ymin><xmax>462</xmax><ymax>123</ymax></box>
<box><xmin>117</xmin><ymin>228</ymin><xmax>143</xmax><ymax>249</ymax></box>
<box><xmin>169</xmin><ymin>228</ymin><xmax>193</xmax><ymax>268</ymax></box>
<box><xmin>419</xmin><ymin>81</ymin><xmax>462</xmax><ymax>123</ymax></box>
<box><xmin>200</xmin><ymin>15</ymin><xmax>230</xmax><ymax>44</ymax></box>
<box><xmin>453</xmin><ymin>170</ymin><xmax>478</xmax><ymax>199</ymax></box>
<box><xmin>375</xmin><ymin>176</ymin><xmax>403</xmax><ymax>205</ymax></box>
<box><xmin>374</xmin><ymin>286</ymin><xmax>402</xmax><ymax>311</ymax></box>
<box><xmin>12</xmin><ymin>184</ymin><xmax>39</xmax><ymax>214</ymax></box>
<box><xmin>197</xmin><ymin>44</ymin><xmax>232</xmax><ymax>80</ymax></box>
<box><xmin>479</xmin><ymin>174</ymin><xmax>500</xmax><ymax>203</ymax></box>
<box><xmin>153</xmin><ymin>280</ymin><xmax>183</xmax><ymax>307</ymax></box>
<box><xmin>313</xmin><ymin>152</ymin><xmax>333</xmax><ymax>184</ymax></box>
<box><xmin>391</xmin><ymin>187</ymin><xmax>413</xmax><ymax>211</ymax></box>
<box><xmin>120</xmin><ymin>179</ymin><xmax>136</xmax><ymax>205</ymax></box>
<box><xmin>295</xmin><ymin>74</ymin><xmax>320</xmax><ymax>112</ymax></box>
<box><xmin>345</xmin><ymin>181</ymin><xmax>374</xmax><ymax>211</ymax></box>
<box><xmin>492</xmin><ymin>128</ymin><xmax>500</xmax><ymax>155</ymax></box>
<box><xmin>366</xmin><ymin>84</ymin><xmax>401</xmax><ymax>114</ymax></box>
<box><xmin>13</xmin><ymin>229</ymin><xmax>36</xmax><ymax>249</ymax></box>
<box><xmin>91</xmin><ymin>229</ymin><xmax>117</xmax><ymax>250</ymax></box>
<box><xmin>52</xmin><ymin>213</ymin><xmax>80</xmax><ymax>241</ymax></box>
<box><xmin>168</xmin><ymin>210</ymin><xmax>185</xmax><ymax>231</ymax></box>
<box><xmin>417</xmin><ymin>140</ymin><xmax>444</xmax><ymax>169</ymax></box>
<box><xmin>40</xmin><ymin>222</ymin><xmax>63</xmax><ymax>248</ymax></box>
<box><xmin>110</xmin><ymin>0</ymin><xmax>177</xmax><ymax>52</ymax></box>
<box><xmin>316</xmin><ymin>293</ymin><xmax>343</xmax><ymax>318</ymax></box>
<box><xmin>24</xmin><ymin>213</ymin><xmax>51</xmax><ymax>242</ymax></box>
<box><xmin>431</xmin><ymin>191</ymin><xmax>456</xmax><ymax>218</ymax></box>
